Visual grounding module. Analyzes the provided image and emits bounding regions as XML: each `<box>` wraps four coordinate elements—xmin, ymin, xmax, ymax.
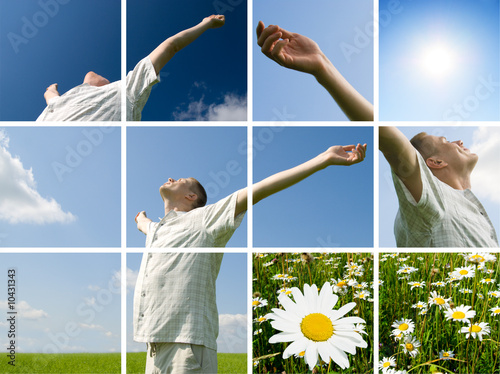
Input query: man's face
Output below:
<box><xmin>159</xmin><ymin>178</ymin><xmax>194</xmax><ymax>200</ymax></box>
<box><xmin>83</xmin><ymin>71</ymin><xmax>110</xmax><ymax>87</ymax></box>
<box><xmin>425</xmin><ymin>135</ymin><xmax>478</xmax><ymax>171</ymax></box>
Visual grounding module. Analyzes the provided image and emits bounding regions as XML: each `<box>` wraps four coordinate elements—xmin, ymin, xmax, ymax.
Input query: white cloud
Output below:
<box><xmin>217</xmin><ymin>314</ymin><xmax>247</xmax><ymax>353</ymax></box>
<box><xmin>112</xmin><ymin>268</ymin><xmax>139</xmax><ymax>293</ymax></box>
<box><xmin>173</xmin><ymin>93</ymin><xmax>247</xmax><ymax>121</ymax></box>
<box><xmin>0</xmin><ymin>300</ymin><xmax>48</xmax><ymax>320</ymax></box>
<box><xmin>470</xmin><ymin>127</ymin><xmax>500</xmax><ymax>203</ymax></box>
<box><xmin>0</xmin><ymin>130</ymin><xmax>76</xmax><ymax>224</ymax></box>
<box><xmin>78</xmin><ymin>323</ymin><xmax>104</xmax><ymax>331</ymax></box>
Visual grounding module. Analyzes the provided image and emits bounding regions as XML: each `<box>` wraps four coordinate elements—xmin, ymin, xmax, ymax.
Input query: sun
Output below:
<box><xmin>420</xmin><ymin>44</ymin><xmax>455</xmax><ymax>76</ymax></box>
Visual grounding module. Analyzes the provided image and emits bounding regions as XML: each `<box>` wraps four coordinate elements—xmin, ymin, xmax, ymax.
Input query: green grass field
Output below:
<box><xmin>1</xmin><ymin>353</ymin><xmax>120</xmax><ymax>373</ymax></box>
<box><xmin>126</xmin><ymin>352</ymin><xmax>247</xmax><ymax>374</ymax></box>
<box><xmin>2</xmin><ymin>352</ymin><xmax>245</xmax><ymax>373</ymax></box>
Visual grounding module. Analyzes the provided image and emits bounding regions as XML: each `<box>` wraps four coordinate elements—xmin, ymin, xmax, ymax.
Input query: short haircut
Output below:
<box><xmin>188</xmin><ymin>178</ymin><xmax>207</xmax><ymax>209</ymax></box>
<box><xmin>410</xmin><ymin>132</ymin><xmax>437</xmax><ymax>160</ymax></box>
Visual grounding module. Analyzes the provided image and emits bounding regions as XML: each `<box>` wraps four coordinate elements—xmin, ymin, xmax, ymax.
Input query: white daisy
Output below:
<box><xmin>490</xmin><ymin>306</ymin><xmax>500</xmax><ymax>316</ymax></box>
<box><xmin>439</xmin><ymin>350</ymin><xmax>454</xmax><ymax>360</ymax></box>
<box><xmin>401</xmin><ymin>335</ymin><xmax>420</xmax><ymax>357</ymax></box>
<box><xmin>466</xmin><ymin>252</ymin><xmax>496</xmax><ymax>264</ymax></box>
<box><xmin>488</xmin><ymin>290</ymin><xmax>500</xmax><ymax>298</ymax></box>
<box><xmin>391</xmin><ymin>318</ymin><xmax>415</xmax><ymax>335</ymax></box>
<box><xmin>428</xmin><ymin>291</ymin><xmax>451</xmax><ymax>309</ymax></box>
<box><xmin>460</xmin><ymin>322</ymin><xmax>490</xmax><ymax>341</ymax></box>
<box><xmin>266</xmin><ymin>282</ymin><xmax>367</xmax><ymax>370</ymax></box>
<box><xmin>412</xmin><ymin>301</ymin><xmax>427</xmax><ymax>309</ymax></box>
<box><xmin>252</xmin><ymin>297</ymin><xmax>268</xmax><ymax>310</ymax></box>
<box><xmin>353</xmin><ymin>290</ymin><xmax>371</xmax><ymax>300</ymax></box>
<box><xmin>444</xmin><ymin>305</ymin><xmax>476</xmax><ymax>323</ymax></box>
<box><xmin>378</xmin><ymin>356</ymin><xmax>396</xmax><ymax>371</ymax></box>
<box><xmin>408</xmin><ymin>281</ymin><xmax>425</xmax><ymax>290</ymax></box>
<box><xmin>452</xmin><ymin>265</ymin><xmax>475</xmax><ymax>279</ymax></box>
<box><xmin>431</xmin><ymin>281</ymin><xmax>446</xmax><ymax>287</ymax></box>
<box><xmin>480</xmin><ymin>277</ymin><xmax>496</xmax><ymax>284</ymax></box>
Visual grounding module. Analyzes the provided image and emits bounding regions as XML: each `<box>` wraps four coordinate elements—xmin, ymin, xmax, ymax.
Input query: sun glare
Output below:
<box><xmin>421</xmin><ymin>44</ymin><xmax>455</xmax><ymax>76</ymax></box>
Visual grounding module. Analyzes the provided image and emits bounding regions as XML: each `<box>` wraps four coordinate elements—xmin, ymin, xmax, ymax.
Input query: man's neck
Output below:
<box><xmin>163</xmin><ymin>200</ymin><xmax>191</xmax><ymax>216</ymax></box>
<box><xmin>434</xmin><ymin>170</ymin><xmax>472</xmax><ymax>190</ymax></box>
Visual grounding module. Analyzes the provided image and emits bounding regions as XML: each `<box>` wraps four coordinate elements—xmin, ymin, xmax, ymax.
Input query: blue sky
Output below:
<box><xmin>127</xmin><ymin>126</ymin><xmax>248</xmax><ymax>247</ymax></box>
<box><xmin>0</xmin><ymin>127</ymin><xmax>121</xmax><ymax>247</ymax></box>
<box><xmin>253</xmin><ymin>126</ymin><xmax>373</xmax><ymax>247</ymax></box>
<box><xmin>126</xmin><ymin>253</ymin><xmax>247</xmax><ymax>353</ymax></box>
<box><xmin>253</xmin><ymin>0</ymin><xmax>373</xmax><ymax>121</ymax></box>
<box><xmin>0</xmin><ymin>254</ymin><xmax>120</xmax><ymax>353</ymax></box>
<box><xmin>127</xmin><ymin>0</ymin><xmax>247</xmax><ymax>121</ymax></box>
<box><xmin>379</xmin><ymin>0</ymin><xmax>500</xmax><ymax>121</ymax></box>
<box><xmin>0</xmin><ymin>0</ymin><xmax>121</xmax><ymax>121</ymax></box>
<box><xmin>379</xmin><ymin>126</ymin><xmax>500</xmax><ymax>247</ymax></box>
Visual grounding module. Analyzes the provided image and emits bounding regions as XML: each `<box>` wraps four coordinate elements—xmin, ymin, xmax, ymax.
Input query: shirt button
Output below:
<box><xmin>141</xmin><ymin>313</ymin><xmax>144</xmax><ymax>317</ymax></box>
<box><xmin>149</xmin><ymin>253</ymin><xmax>153</xmax><ymax>258</ymax></box>
<box><xmin>141</xmin><ymin>292</ymin><xmax>146</xmax><ymax>297</ymax></box>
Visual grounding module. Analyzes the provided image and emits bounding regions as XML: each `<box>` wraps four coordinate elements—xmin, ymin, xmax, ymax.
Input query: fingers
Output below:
<box><xmin>261</xmin><ymin>31</ymin><xmax>282</xmax><ymax>59</ymax></box>
<box><xmin>257</xmin><ymin>24</ymin><xmax>279</xmax><ymax>47</ymax></box>
<box><xmin>256</xmin><ymin>21</ymin><xmax>265</xmax><ymax>39</ymax></box>
<box><xmin>271</xmin><ymin>39</ymin><xmax>289</xmax><ymax>63</ymax></box>
<box><xmin>135</xmin><ymin>211</ymin><xmax>146</xmax><ymax>223</ymax></box>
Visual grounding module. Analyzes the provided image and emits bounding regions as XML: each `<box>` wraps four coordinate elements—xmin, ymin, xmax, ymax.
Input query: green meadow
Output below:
<box><xmin>380</xmin><ymin>253</ymin><xmax>500</xmax><ymax>374</ymax></box>
<box><xmin>1</xmin><ymin>353</ymin><xmax>120</xmax><ymax>373</ymax></box>
<box><xmin>126</xmin><ymin>352</ymin><xmax>247</xmax><ymax>374</ymax></box>
<box><xmin>3</xmin><ymin>352</ymin><xmax>246</xmax><ymax>373</ymax></box>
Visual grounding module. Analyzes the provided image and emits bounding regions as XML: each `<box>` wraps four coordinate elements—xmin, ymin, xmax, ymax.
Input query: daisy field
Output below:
<box><xmin>253</xmin><ymin>253</ymin><xmax>374</xmax><ymax>373</ymax></box>
<box><xmin>379</xmin><ymin>253</ymin><xmax>500</xmax><ymax>374</ymax></box>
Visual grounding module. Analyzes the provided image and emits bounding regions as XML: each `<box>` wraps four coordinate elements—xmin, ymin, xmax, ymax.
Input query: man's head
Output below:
<box><xmin>83</xmin><ymin>71</ymin><xmax>110</xmax><ymax>87</ymax></box>
<box><xmin>159</xmin><ymin>177</ymin><xmax>207</xmax><ymax>211</ymax></box>
<box><xmin>410</xmin><ymin>132</ymin><xmax>478</xmax><ymax>175</ymax></box>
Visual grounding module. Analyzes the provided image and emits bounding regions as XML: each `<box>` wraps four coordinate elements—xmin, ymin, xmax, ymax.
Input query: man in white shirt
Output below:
<box><xmin>37</xmin><ymin>15</ymin><xmax>225</xmax><ymax>122</ymax></box>
<box><xmin>379</xmin><ymin>126</ymin><xmax>498</xmax><ymax>247</ymax></box>
<box><xmin>134</xmin><ymin>143</ymin><xmax>367</xmax><ymax>373</ymax></box>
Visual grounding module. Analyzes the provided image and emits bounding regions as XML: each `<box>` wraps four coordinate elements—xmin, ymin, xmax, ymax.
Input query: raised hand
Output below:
<box><xmin>204</xmin><ymin>15</ymin><xmax>225</xmax><ymax>29</ymax></box>
<box><xmin>324</xmin><ymin>144</ymin><xmax>367</xmax><ymax>166</ymax></box>
<box><xmin>256</xmin><ymin>21</ymin><xmax>327</xmax><ymax>76</ymax></box>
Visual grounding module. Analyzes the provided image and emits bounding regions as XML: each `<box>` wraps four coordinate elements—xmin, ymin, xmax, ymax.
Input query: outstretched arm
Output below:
<box><xmin>256</xmin><ymin>21</ymin><xmax>373</xmax><ymax>121</ymax></box>
<box><xmin>234</xmin><ymin>143</ymin><xmax>367</xmax><ymax>217</ymax></box>
<box><xmin>149</xmin><ymin>15</ymin><xmax>225</xmax><ymax>75</ymax></box>
<box><xmin>379</xmin><ymin>127</ymin><xmax>422</xmax><ymax>201</ymax></box>
<box><xmin>135</xmin><ymin>211</ymin><xmax>152</xmax><ymax>235</ymax></box>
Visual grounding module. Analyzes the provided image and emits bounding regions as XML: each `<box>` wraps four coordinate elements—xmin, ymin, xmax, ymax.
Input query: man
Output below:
<box><xmin>133</xmin><ymin>143</ymin><xmax>367</xmax><ymax>373</ymax></box>
<box><xmin>256</xmin><ymin>21</ymin><xmax>373</xmax><ymax>121</ymax></box>
<box><xmin>37</xmin><ymin>15</ymin><xmax>225</xmax><ymax>122</ymax></box>
<box><xmin>380</xmin><ymin>126</ymin><xmax>498</xmax><ymax>247</ymax></box>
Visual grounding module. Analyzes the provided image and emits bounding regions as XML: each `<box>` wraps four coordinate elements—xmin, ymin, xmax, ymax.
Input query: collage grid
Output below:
<box><xmin>1</xmin><ymin>0</ymin><xmax>500</xmax><ymax>373</ymax></box>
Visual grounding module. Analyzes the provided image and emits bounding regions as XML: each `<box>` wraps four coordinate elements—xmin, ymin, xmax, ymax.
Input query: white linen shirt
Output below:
<box><xmin>36</xmin><ymin>57</ymin><xmax>159</xmax><ymax>121</ymax></box>
<box><xmin>393</xmin><ymin>152</ymin><xmax>499</xmax><ymax>247</ymax></box>
<box><xmin>134</xmin><ymin>253</ymin><xmax>223</xmax><ymax>350</ymax></box>
<box><xmin>134</xmin><ymin>192</ymin><xmax>245</xmax><ymax>349</ymax></box>
<box><xmin>145</xmin><ymin>191</ymin><xmax>244</xmax><ymax>248</ymax></box>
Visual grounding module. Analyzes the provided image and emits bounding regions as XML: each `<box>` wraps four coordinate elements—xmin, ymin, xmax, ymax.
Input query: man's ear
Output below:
<box><xmin>185</xmin><ymin>193</ymin><xmax>197</xmax><ymax>202</ymax></box>
<box><xmin>426</xmin><ymin>157</ymin><xmax>448</xmax><ymax>169</ymax></box>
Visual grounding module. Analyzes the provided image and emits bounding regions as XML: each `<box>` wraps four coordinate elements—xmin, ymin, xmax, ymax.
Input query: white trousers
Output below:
<box><xmin>145</xmin><ymin>342</ymin><xmax>218</xmax><ymax>374</ymax></box>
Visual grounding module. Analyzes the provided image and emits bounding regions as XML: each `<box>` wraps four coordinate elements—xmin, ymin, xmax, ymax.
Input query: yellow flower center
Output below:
<box><xmin>470</xmin><ymin>325</ymin><xmax>482</xmax><ymax>333</ymax></box>
<box><xmin>258</xmin><ymin>317</ymin><xmax>266</xmax><ymax>322</ymax></box>
<box><xmin>300</xmin><ymin>313</ymin><xmax>334</xmax><ymax>342</ymax></box>
<box><xmin>452</xmin><ymin>311</ymin><xmax>466</xmax><ymax>320</ymax></box>
<box><xmin>383</xmin><ymin>362</ymin><xmax>391</xmax><ymax>368</ymax></box>
<box><xmin>435</xmin><ymin>298</ymin><xmax>445</xmax><ymax>305</ymax></box>
<box><xmin>494</xmin><ymin>309</ymin><xmax>500</xmax><ymax>314</ymax></box>
<box><xmin>485</xmin><ymin>278</ymin><xmax>492</xmax><ymax>282</ymax></box>
<box><xmin>406</xmin><ymin>343</ymin><xmax>414</xmax><ymax>351</ymax></box>
<box><xmin>337</xmin><ymin>281</ymin><xmax>347</xmax><ymax>287</ymax></box>
<box><xmin>471</xmin><ymin>255</ymin><xmax>484</xmax><ymax>262</ymax></box>
<box><xmin>443</xmin><ymin>352</ymin><xmax>449</xmax><ymax>357</ymax></box>
<box><xmin>298</xmin><ymin>351</ymin><xmax>305</xmax><ymax>357</ymax></box>
<box><xmin>252</xmin><ymin>300</ymin><xmax>261</xmax><ymax>306</ymax></box>
<box><xmin>414</xmin><ymin>283</ymin><xmax>421</xmax><ymax>287</ymax></box>
<box><xmin>459</xmin><ymin>270</ymin><xmax>468</xmax><ymax>275</ymax></box>
<box><xmin>287</xmin><ymin>276</ymin><xmax>293</xmax><ymax>279</ymax></box>
<box><xmin>399</xmin><ymin>323</ymin><xmax>409</xmax><ymax>331</ymax></box>
<box><xmin>285</xmin><ymin>290</ymin><xmax>292</xmax><ymax>295</ymax></box>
